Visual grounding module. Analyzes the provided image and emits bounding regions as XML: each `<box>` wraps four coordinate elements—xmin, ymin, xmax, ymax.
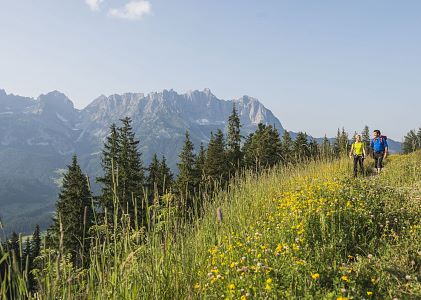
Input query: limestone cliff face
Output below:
<box><xmin>0</xmin><ymin>88</ymin><xmax>283</xmax><ymax>234</ymax></box>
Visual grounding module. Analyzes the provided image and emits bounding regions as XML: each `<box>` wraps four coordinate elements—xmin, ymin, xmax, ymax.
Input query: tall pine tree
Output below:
<box><xmin>226</xmin><ymin>104</ymin><xmax>243</xmax><ymax>172</ymax></box>
<box><xmin>281</xmin><ymin>130</ymin><xmax>294</xmax><ymax>164</ymax></box>
<box><xmin>49</xmin><ymin>155</ymin><xmax>93</xmax><ymax>267</ymax></box>
<box><xmin>205</xmin><ymin>129</ymin><xmax>228</xmax><ymax>186</ymax></box>
<box><xmin>176</xmin><ymin>131</ymin><xmax>197</xmax><ymax>200</ymax></box>
<box><xmin>97</xmin><ymin>123</ymin><xmax>120</xmax><ymax>221</ymax></box>
<box><xmin>117</xmin><ymin>117</ymin><xmax>145</xmax><ymax>221</ymax></box>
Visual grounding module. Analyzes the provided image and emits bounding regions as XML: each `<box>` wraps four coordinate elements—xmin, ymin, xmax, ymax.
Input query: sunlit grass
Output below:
<box><xmin>1</xmin><ymin>153</ymin><xmax>420</xmax><ymax>299</ymax></box>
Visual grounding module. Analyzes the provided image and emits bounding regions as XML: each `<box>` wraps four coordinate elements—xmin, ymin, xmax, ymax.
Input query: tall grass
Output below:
<box><xmin>1</xmin><ymin>154</ymin><xmax>420</xmax><ymax>299</ymax></box>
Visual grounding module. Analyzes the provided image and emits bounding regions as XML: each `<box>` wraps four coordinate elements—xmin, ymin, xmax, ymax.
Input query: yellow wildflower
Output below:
<box><xmin>367</xmin><ymin>291</ymin><xmax>373</xmax><ymax>296</ymax></box>
<box><xmin>311</xmin><ymin>273</ymin><xmax>320</xmax><ymax>280</ymax></box>
<box><xmin>341</xmin><ymin>275</ymin><xmax>349</xmax><ymax>282</ymax></box>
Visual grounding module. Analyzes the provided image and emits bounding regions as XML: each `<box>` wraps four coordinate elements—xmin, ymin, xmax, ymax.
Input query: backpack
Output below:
<box><xmin>373</xmin><ymin>135</ymin><xmax>387</xmax><ymax>145</ymax></box>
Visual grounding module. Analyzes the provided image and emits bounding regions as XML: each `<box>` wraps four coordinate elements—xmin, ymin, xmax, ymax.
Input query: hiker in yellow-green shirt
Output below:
<box><xmin>349</xmin><ymin>134</ymin><xmax>366</xmax><ymax>177</ymax></box>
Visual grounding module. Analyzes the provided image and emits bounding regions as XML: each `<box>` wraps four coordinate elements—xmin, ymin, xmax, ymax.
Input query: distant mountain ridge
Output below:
<box><xmin>0</xmin><ymin>88</ymin><xmax>403</xmax><ymax>235</ymax></box>
<box><xmin>0</xmin><ymin>88</ymin><xmax>284</xmax><ymax>235</ymax></box>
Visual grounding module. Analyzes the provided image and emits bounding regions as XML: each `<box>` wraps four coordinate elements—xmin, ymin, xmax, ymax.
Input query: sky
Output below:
<box><xmin>1</xmin><ymin>0</ymin><xmax>420</xmax><ymax>141</ymax></box>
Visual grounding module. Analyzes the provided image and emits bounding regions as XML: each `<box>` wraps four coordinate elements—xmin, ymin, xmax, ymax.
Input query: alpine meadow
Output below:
<box><xmin>1</xmin><ymin>1</ymin><xmax>421</xmax><ymax>299</ymax></box>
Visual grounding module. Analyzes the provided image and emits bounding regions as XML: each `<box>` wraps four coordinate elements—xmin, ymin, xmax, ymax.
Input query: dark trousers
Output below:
<box><xmin>353</xmin><ymin>155</ymin><xmax>364</xmax><ymax>177</ymax></box>
<box><xmin>373</xmin><ymin>151</ymin><xmax>384</xmax><ymax>169</ymax></box>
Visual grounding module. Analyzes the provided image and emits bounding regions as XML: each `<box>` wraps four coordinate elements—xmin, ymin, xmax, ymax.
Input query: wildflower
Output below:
<box><xmin>405</xmin><ymin>275</ymin><xmax>411</xmax><ymax>280</ymax></box>
<box><xmin>341</xmin><ymin>275</ymin><xmax>349</xmax><ymax>282</ymax></box>
<box><xmin>367</xmin><ymin>291</ymin><xmax>373</xmax><ymax>296</ymax></box>
<box><xmin>311</xmin><ymin>273</ymin><xmax>320</xmax><ymax>280</ymax></box>
<box><xmin>194</xmin><ymin>283</ymin><xmax>200</xmax><ymax>289</ymax></box>
<box><xmin>228</xmin><ymin>283</ymin><xmax>235</xmax><ymax>290</ymax></box>
<box><xmin>266</xmin><ymin>278</ymin><xmax>273</xmax><ymax>284</ymax></box>
<box><xmin>336</xmin><ymin>297</ymin><xmax>349</xmax><ymax>300</ymax></box>
<box><xmin>367</xmin><ymin>254</ymin><xmax>373</xmax><ymax>259</ymax></box>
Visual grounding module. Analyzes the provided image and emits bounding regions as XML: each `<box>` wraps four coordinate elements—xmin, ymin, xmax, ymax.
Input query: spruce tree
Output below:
<box><xmin>226</xmin><ymin>104</ymin><xmax>243</xmax><ymax>172</ymax></box>
<box><xmin>205</xmin><ymin>130</ymin><xmax>228</xmax><ymax>186</ymax></box>
<box><xmin>281</xmin><ymin>130</ymin><xmax>294</xmax><ymax>164</ymax></box>
<box><xmin>31</xmin><ymin>224</ymin><xmax>41</xmax><ymax>263</ymax></box>
<box><xmin>158</xmin><ymin>155</ymin><xmax>173</xmax><ymax>193</ymax></box>
<box><xmin>308</xmin><ymin>138</ymin><xmax>319</xmax><ymax>159</ymax></box>
<box><xmin>97</xmin><ymin>123</ymin><xmax>120</xmax><ymax>220</ymax></box>
<box><xmin>403</xmin><ymin>129</ymin><xmax>419</xmax><ymax>154</ymax></box>
<box><xmin>333</xmin><ymin>128</ymin><xmax>341</xmax><ymax>157</ymax></box>
<box><xmin>195</xmin><ymin>143</ymin><xmax>206</xmax><ymax>182</ymax></box>
<box><xmin>242</xmin><ymin>124</ymin><xmax>282</xmax><ymax>171</ymax></box>
<box><xmin>321</xmin><ymin>135</ymin><xmax>332</xmax><ymax>159</ymax></box>
<box><xmin>29</xmin><ymin>224</ymin><xmax>41</xmax><ymax>293</ymax></box>
<box><xmin>117</xmin><ymin>117</ymin><xmax>145</xmax><ymax>220</ymax></box>
<box><xmin>293</xmin><ymin>132</ymin><xmax>310</xmax><ymax>160</ymax></box>
<box><xmin>176</xmin><ymin>131</ymin><xmax>197</xmax><ymax>199</ymax></box>
<box><xmin>362</xmin><ymin>125</ymin><xmax>370</xmax><ymax>155</ymax></box>
<box><xmin>147</xmin><ymin>154</ymin><xmax>161</xmax><ymax>198</ymax></box>
<box><xmin>49</xmin><ymin>155</ymin><xmax>93</xmax><ymax>267</ymax></box>
<box><xmin>340</xmin><ymin>127</ymin><xmax>349</xmax><ymax>155</ymax></box>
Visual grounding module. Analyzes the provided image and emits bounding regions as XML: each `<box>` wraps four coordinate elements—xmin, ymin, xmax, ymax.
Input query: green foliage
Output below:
<box><xmin>204</xmin><ymin>129</ymin><xmax>228</xmax><ymax>186</ymax></box>
<box><xmin>48</xmin><ymin>155</ymin><xmax>93</xmax><ymax>268</ymax></box>
<box><xmin>243</xmin><ymin>123</ymin><xmax>282</xmax><ymax>171</ymax></box>
<box><xmin>176</xmin><ymin>131</ymin><xmax>197</xmax><ymax>200</ymax></box>
<box><xmin>97</xmin><ymin>118</ymin><xmax>146</xmax><ymax>226</ymax></box>
<box><xmin>226</xmin><ymin>104</ymin><xmax>243</xmax><ymax>172</ymax></box>
<box><xmin>362</xmin><ymin>125</ymin><xmax>371</xmax><ymax>155</ymax></box>
<box><xmin>293</xmin><ymin>131</ymin><xmax>310</xmax><ymax>160</ymax></box>
<box><xmin>280</xmin><ymin>130</ymin><xmax>294</xmax><ymax>163</ymax></box>
<box><xmin>403</xmin><ymin>128</ymin><xmax>421</xmax><ymax>154</ymax></box>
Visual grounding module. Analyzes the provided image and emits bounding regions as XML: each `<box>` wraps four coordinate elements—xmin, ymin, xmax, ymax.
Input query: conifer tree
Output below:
<box><xmin>362</xmin><ymin>125</ymin><xmax>371</xmax><ymax>155</ymax></box>
<box><xmin>147</xmin><ymin>154</ymin><xmax>161</xmax><ymax>197</ymax></box>
<box><xmin>8</xmin><ymin>232</ymin><xmax>20</xmax><ymax>266</ymax></box>
<box><xmin>205</xmin><ymin>129</ymin><xmax>228</xmax><ymax>186</ymax></box>
<box><xmin>195</xmin><ymin>143</ymin><xmax>206</xmax><ymax>180</ymax></box>
<box><xmin>340</xmin><ymin>127</ymin><xmax>349</xmax><ymax>155</ymax></box>
<box><xmin>31</xmin><ymin>224</ymin><xmax>41</xmax><ymax>263</ymax></box>
<box><xmin>117</xmin><ymin>117</ymin><xmax>145</xmax><ymax>219</ymax></box>
<box><xmin>97</xmin><ymin>123</ymin><xmax>120</xmax><ymax>220</ymax></box>
<box><xmin>226</xmin><ymin>104</ymin><xmax>242</xmax><ymax>172</ymax></box>
<box><xmin>176</xmin><ymin>131</ymin><xmax>196</xmax><ymax>199</ymax></box>
<box><xmin>321</xmin><ymin>135</ymin><xmax>332</xmax><ymax>159</ymax></box>
<box><xmin>333</xmin><ymin>128</ymin><xmax>341</xmax><ymax>157</ymax></box>
<box><xmin>281</xmin><ymin>130</ymin><xmax>294</xmax><ymax>164</ymax></box>
<box><xmin>49</xmin><ymin>155</ymin><xmax>93</xmax><ymax>267</ymax></box>
<box><xmin>158</xmin><ymin>155</ymin><xmax>173</xmax><ymax>193</ymax></box>
<box><xmin>308</xmin><ymin>138</ymin><xmax>319</xmax><ymax>159</ymax></box>
<box><xmin>243</xmin><ymin>124</ymin><xmax>282</xmax><ymax>171</ymax></box>
<box><xmin>293</xmin><ymin>132</ymin><xmax>310</xmax><ymax>160</ymax></box>
<box><xmin>403</xmin><ymin>129</ymin><xmax>420</xmax><ymax>153</ymax></box>
<box><xmin>29</xmin><ymin>224</ymin><xmax>41</xmax><ymax>293</ymax></box>
<box><xmin>417</xmin><ymin>127</ymin><xmax>421</xmax><ymax>149</ymax></box>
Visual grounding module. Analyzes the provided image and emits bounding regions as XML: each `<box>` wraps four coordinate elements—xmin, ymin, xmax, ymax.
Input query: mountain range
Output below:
<box><xmin>0</xmin><ymin>88</ymin><xmax>284</xmax><ymax>235</ymax></box>
<box><xmin>0</xmin><ymin>88</ymin><xmax>402</xmax><ymax>235</ymax></box>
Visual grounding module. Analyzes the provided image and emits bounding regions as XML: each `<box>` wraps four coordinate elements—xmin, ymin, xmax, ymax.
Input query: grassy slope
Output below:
<box><xmin>4</xmin><ymin>153</ymin><xmax>421</xmax><ymax>299</ymax></box>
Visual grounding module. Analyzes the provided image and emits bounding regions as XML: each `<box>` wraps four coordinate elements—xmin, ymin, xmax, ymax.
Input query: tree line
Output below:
<box><xmin>402</xmin><ymin>127</ymin><xmax>421</xmax><ymax>154</ymax></box>
<box><xmin>1</xmin><ymin>105</ymin><xmax>371</xmax><ymax>295</ymax></box>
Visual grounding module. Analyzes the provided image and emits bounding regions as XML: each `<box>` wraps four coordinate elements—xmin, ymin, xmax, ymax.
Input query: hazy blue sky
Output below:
<box><xmin>1</xmin><ymin>1</ymin><xmax>420</xmax><ymax>140</ymax></box>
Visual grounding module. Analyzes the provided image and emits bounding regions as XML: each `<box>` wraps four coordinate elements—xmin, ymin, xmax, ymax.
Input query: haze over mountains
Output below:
<box><xmin>0</xmin><ymin>88</ymin><xmax>283</xmax><ymax>234</ymax></box>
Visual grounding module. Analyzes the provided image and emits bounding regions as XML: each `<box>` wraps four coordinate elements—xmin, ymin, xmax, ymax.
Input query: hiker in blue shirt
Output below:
<box><xmin>370</xmin><ymin>129</ymin><xmax>388</xmax><ymax>174</ymax></box>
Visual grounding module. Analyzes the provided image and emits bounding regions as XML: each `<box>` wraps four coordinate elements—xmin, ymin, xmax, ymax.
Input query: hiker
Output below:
<box><xmin>371</xmin><ymin>129</ymin><xmax>388</xmax><ymax>174</ymax></box>
<box><xmin>349</xmin><ymin>134</ymin><xmax>366</xmax><ymax>177</ymax></box>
